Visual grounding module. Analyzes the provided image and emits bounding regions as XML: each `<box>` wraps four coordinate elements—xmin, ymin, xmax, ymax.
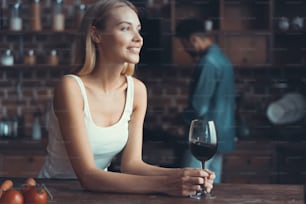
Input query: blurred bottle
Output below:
<box><xmin>52</xmin><ymin>0</ymin><xmax>64</xmax><ymax>31</ymax></box>
<box><xmin>9</xmin><ymin>1</ymin><xmax>22</xmax><ymax>31</ymax></box>
<box><xmin>32</xmin><ymin>112</ymin><xmax>42</xmax><ymax>140</ymax></box>
<box><xmin>75</xmin><ymin>3</ymin><xmax>86</xmax><ymax>28</ymax></box>
<box><xmin>31</xmin><ymin>0</ymin><xmax>42</xmax><ymax>31</ymax></box>
<box><xmin>24</xmin><ymin>49</ymin><xmax>36</xmax><ymax>65</ymax></box>
<box><xmin>1</xmin><ymin>49</ymin><xmax>14</xmax><ymax>66</ymax></box>
<box><xmin>47</xmin><ymin>49</ymin><xmax>59</xmax><ymax>66</ymax></box>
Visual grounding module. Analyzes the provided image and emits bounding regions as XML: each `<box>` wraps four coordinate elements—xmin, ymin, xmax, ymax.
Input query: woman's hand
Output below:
<box><xmin>203</xmin><ymin>168</ymin><xmax>215</xmax><ymax>193</ymax></box>
<box><xmin>163</xmin><ymin>168</ymin><xmax>215</xmax><ymax>197</ymax></box>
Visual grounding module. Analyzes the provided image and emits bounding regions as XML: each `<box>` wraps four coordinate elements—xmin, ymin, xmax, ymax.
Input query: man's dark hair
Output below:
<box><xmin>175</xmin><ymin>18</ymin><xmax>205</xmax><ymax>39</ymax></box>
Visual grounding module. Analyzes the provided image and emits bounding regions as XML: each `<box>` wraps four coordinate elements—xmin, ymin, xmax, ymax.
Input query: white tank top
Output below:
<box><xmin>38</xmin><ymin>74</ymin><xmax>133</xmax><ymax>178</ymax></box>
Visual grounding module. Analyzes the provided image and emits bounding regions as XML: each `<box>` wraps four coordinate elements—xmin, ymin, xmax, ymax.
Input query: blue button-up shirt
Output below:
<box><xmin>184</xmin><ymin>44</ymin><xmax>236</xmax><ymax>153</ymax></box>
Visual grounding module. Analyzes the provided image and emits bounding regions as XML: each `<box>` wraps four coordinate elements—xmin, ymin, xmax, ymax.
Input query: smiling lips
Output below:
<box><xmin>128</xmin><ymin>47</ymin><xmax>141</xmax><ymax>54</ymax></box>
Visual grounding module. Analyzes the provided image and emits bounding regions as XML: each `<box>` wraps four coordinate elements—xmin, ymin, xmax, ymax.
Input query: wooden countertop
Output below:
<box><xmin>1</xmin><ymin>178</ymin><xmax>304</xmax><ymax>204</ymax></box>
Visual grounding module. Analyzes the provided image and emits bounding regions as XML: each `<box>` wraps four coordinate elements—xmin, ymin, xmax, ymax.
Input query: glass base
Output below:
<box><xmin>189</xmin><ymin>191</ymin><xmax>202</xmax><ymax>200</ymax></box>
<box><xmin>203</xmin><ymin>192</ymin><xmax>216</xmax><ymax>199</ymax></box>
<box><xmin>189</xmin><ymin>190</ymin><xmax>216</xmax><ymax>200</ymax></box>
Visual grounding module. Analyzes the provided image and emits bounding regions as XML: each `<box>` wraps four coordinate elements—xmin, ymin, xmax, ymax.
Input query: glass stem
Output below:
<box><xmin>201</xmin><ymin>160</ymin><xmax>207</xmax><ymax>194</ymax></box>
<box><xmin>201</xmin><ymin>161</ymin><xmax>205</xmax><ymax>169</ymax></box>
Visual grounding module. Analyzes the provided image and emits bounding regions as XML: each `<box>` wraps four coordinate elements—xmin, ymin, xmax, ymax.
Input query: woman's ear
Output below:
<box><xmin>90</xmin><ymin>26</ymin><xmax>102</xmax><ymax>43</ymax></box>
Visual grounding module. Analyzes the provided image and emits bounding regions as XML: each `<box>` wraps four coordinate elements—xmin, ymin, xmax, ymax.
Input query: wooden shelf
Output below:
<box><xmin>0</xmin><ymin>137</ymin><xmax>47</xmax><ymax>154</ymax></box>
<box><xmin>0</xmin><ymin>65</ymin><xmax>70</xmax><ymax>71</ymax></box>
<box><xmin>0</xmin><ymin>29</ymin><xmax>79</xmax><ymax>35</ymax></box>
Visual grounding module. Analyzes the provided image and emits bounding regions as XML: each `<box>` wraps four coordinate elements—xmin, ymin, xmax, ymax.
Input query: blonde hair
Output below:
<box><xmin>72</xmin><ymin>0</ymin><xmax>137</xmax><ymax>76</ymax></box>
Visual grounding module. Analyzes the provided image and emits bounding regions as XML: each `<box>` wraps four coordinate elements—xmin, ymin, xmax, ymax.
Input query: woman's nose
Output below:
<box><xmin>133</xmin><ymin>31</ymin><xmax>143</xmax><ymax>43</ymax></box>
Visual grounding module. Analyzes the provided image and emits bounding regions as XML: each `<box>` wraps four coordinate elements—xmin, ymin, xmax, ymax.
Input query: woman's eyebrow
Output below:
<box><xmin>117</xmin><ymin>21</ymin><xmax>141</xmax><ymax>28</ymax></box>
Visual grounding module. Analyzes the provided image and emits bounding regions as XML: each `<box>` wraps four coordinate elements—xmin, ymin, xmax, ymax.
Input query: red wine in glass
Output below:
<box><xmin>190</xmin><ymin>141</ymin><xmax>217</xmax><ymax>162</ymax></box>
<box><xmin>188</xmin><ymin>119</ymin><xmax>218</xmax><ymax>199</ymax></box>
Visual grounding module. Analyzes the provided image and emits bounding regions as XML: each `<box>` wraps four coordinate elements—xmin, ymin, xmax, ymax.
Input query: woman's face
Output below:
<box><xmin>98</xmin><ymin>5</ymin><xmax>143</xmax><ymax>65</ymax></box>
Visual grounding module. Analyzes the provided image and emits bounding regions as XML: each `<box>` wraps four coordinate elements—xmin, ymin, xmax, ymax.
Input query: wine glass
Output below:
<box><xmin>188</xmin><ymin>119</ymin><xmax>218</xmax><ymax>199</ymax></box>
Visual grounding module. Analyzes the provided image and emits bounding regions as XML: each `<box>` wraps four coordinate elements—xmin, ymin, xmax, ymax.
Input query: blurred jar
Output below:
<box><xmin>0</xmin><ymin>116</ymin><xmax>19</xmax><ymax>138</ymax></box>
<box><xmin>48</xmin><ymin>49</ymin><xmax>59</xmax><ymax>66</ymax></box>
<box><xmin>24</xmin><ymin>49</ymin><xmax>36</xmax><ymax>65</ymax></box>
<box><xmin>278</xmin><ymin>16</ymin><xmax>289</xmax><ymax>32</ymax></box>
<box><xmin>0</xmin><ymin>115</ymin><xmax>23</xmax><ymax>138</ymax></box>
<box><xmin>9</xmin><ymin>2</ymin><xmax>22</xmax><ymax>31</ymax></box>
<box><xmin>1</xmin><ymin>49</ymin><xmax>14</xmax><ymax>66</ymax></box>
<box><xmin>267</xmin><ymin>93</ymin><xmax>306</xmax><ymax>125</ymax></box>
<box><xmin>52</xmin><ymin>0</ymin><xmax>64</xmax><ymax>31</ymax></box>
<box><xmin>31</xmin><ymin>0</ymin><xmax>42</xmax><ymax>31</ymax></box>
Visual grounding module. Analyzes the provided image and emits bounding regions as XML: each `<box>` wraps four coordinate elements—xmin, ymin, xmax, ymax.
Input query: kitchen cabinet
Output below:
<box><xmin>272</xmin><ymin>143</ymin><xmax>306</xmax><ymax>184</ymax></box>
<box><xmin>222</xmin><ymin>32</ymin><xmax>270</xmax><ymax>66</ymax></box>
<box><xmin>0</xmin><ymin>139</ymin><xmax>47</xmax><ymax>178</ymax></box>
<box><xmin>272</xmin><ymin>0</ymin><xmax>306</xmax><ymax>66</ymax></box>
<box><xmin>223</xmin><ymin>140</ymin><xmax>306</xmax><ymax>185</ymax></box>
<box><xmin>222</xmin><ymin>141</ymin><xmax>274</xmax><ymax>184</ymax></box>
<box><xmin>1</xmin><ymin>154</ymin><xmax>45</xmax><ymax>177</ymax></box>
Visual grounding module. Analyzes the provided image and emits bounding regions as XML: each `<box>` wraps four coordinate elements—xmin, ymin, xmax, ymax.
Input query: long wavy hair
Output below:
<box><xmin>71</xmin><ymin>0</ymin><xmax>137</xmax><ymax>76</ymax></box>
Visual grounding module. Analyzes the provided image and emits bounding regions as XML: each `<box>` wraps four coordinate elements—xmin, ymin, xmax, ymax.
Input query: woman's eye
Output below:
<box><xmin>121</xmin><ymin>26</ymin><xmax>130</xmax><ymax>31</ymax></box>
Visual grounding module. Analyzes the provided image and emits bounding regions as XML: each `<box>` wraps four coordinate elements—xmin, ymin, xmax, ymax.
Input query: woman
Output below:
<box><xmin>39</xmin><ymin>0</ymin><xmax>215</xmax><ymax>197</ymax></box>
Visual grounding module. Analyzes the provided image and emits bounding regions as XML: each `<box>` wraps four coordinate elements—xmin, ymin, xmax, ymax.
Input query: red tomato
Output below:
<box><xmin>22</xmin><ymin>186</ymin><xmax>47</xmax><ymax>204</ymax></box>
<box><xmin>0</xmin><ymin>189</ymin><xmax>23</xmax><ymax>204</ymax></box>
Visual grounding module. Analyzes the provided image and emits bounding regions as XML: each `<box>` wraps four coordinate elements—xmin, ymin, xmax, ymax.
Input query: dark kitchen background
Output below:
<box><xmin>0</xmin><ymin>0</ymin><xmax>306</xmax><ymax>185</ymax></box>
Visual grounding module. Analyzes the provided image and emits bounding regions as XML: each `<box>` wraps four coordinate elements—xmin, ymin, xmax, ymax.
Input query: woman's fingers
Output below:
<box><xmin>182</xmin><ymin>175</ymin><xmax>204</xmax><ymax>185</ymax></box>
<box><xmin>168</xmin><ymin>168</ymin><xmax>215</xmax><ymax>197</ymax></box>
<box><xmin>182</xmin><ymin>184</ymin><xmax>202</xmax><ymax>196</ymax></box>
<box><xmin>203</xmin><ymin>168</ymin><xmax>216</xmax><ymax>180</ymax></box>
<box><xmin>204</xmin><ymin>177</ymin><xmax>214</xmax><ymax>193</ymax></box>
<box><xmin>181</xmin><ymin>168</ymin><xmax>210</xmax><ymax>178</ymax></box>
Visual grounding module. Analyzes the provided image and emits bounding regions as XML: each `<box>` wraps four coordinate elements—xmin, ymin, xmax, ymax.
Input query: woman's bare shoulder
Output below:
<box><xmin>131</xmin><ymin>76</ymin><xmax>147</xmax><ymax>95</ymax></box>
<box><xmin>54</xmin><ymin>75</ymin><xmax>83</xmax><ymax>106</ymax></box>
<box><xmin>55</xmin><ymin>75</ymin><xmax>79</xmax><ymax>90</ymax></box>
<box><xmin>130</xmin><ymin>77</ymin><xmax>147</xmax><ymax>110</ymax></box>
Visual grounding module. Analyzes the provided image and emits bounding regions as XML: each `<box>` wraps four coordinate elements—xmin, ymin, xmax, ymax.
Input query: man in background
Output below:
<box><xmin>175</xmin><ymin>18</ymin><xmax>236</xmax><ymax>183</ymax></box>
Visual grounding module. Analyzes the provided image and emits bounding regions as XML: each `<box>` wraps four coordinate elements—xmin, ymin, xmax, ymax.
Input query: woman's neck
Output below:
<box><xmin>85</xmin><ymin>63</ymin><xmax>126</xmax><ymax>94</ymax></box>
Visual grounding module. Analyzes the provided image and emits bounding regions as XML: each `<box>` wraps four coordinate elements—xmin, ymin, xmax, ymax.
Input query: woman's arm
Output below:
<box><xmin>119</xmin><ymin>77</ymin><xmax>215</xmax><ymax>192</ymax></box>
<box><xmin>53</xmin><ymin>76</ymin><xmax>213</xmax><ymax>196</ymax></box>
<box><xmin>120</xmin><ymin>78</ymin><xmax>214</xmax><ymax>182</ymax></box>
<box><xmin>120</xmin><ymin>78</ymin><xmax>178</xmax><ymax>176</ymax></box>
